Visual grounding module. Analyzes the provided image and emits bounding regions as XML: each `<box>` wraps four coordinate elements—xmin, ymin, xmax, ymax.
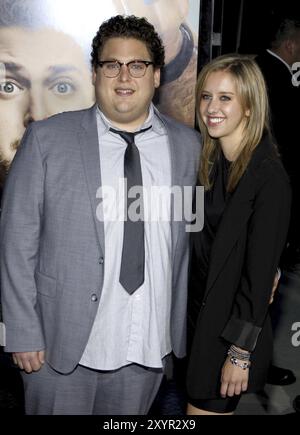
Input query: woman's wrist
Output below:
<box><xmin>228</xmin><ymin>356</ymin><xmax>251</xmax><ymax>370</ymax></box>
<box><xmin>232</xmin><ymin>345</ymin><xmax>250</xmax><ymax>354</ymax></box>
<box><xmin>228</xmin><ymin>345</ymin><xmax>251</xmax><ymax>361</ymax></box>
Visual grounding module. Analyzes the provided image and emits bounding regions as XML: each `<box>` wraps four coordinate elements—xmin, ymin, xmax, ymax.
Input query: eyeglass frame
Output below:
<box><xmin>96</xmin><ymin>59</ymin><xmax>155</xmax><ymax>78</ymax></box>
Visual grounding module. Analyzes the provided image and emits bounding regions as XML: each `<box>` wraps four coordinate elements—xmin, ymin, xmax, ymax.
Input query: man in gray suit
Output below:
<box><xmin>0</xmin><ymin>15</ymin><xmax>200</xmax><ymax>414</ymax></box>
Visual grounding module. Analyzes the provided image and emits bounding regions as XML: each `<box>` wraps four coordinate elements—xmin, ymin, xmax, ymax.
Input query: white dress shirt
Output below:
<box><xmin>80</xmin><ymin>104</ymin><xmax>172</xmax><ymax>370</ymax></box>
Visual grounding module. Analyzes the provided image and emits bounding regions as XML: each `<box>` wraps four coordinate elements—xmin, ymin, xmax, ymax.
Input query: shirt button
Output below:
<box><xmin>91</xmin><ymin>294</ymin><xmax>98</xmax><ymax>302</ymax></box>
<box><xmin>99</xmin><ymin>257</ymin><xmax>104</xmax><ymax>264</ymax></box>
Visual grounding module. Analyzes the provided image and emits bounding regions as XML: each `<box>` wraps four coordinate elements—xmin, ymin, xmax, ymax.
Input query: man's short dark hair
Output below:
<box><xmin>271</xmin><ymin>18</ymin><xmax>300</xmax><ymax>49</ymax></box>
<box><xmin>91</xmin><ymin>15</ymin><xmax>165</xmax><ymax>70</ymax></box>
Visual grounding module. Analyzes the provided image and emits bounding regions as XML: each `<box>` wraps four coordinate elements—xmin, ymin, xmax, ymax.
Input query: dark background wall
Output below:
<box><xmin>237</xmin><ymin>0</ymin><xmax>300</xmax><ymax>54</ymax></box>
<box><xmin>198</xmin><ymin>0</ymin><xmax>300</xmax><ymax>69</ymax></box>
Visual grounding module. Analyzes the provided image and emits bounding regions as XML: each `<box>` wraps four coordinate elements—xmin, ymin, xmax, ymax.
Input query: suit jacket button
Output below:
<box><xmin>202</xmin><ymin>301</ymin><xmax>206</xmax><ymax>307</ymax></box>
<box><xmin>99</xmin><ymin>257</ymin><xmax>104</xmax><ymax>264</ymax></box>
<box><xmin>91</xmin><ymin>294</ymin><xmax>98</xmax><ymax>302</ymax></box>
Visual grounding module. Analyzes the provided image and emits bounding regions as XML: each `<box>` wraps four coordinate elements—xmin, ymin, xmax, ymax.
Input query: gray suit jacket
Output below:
<box><xmin>0</xmin><ymin>105</ymin><xmax>201</xmax><ymax>374</ymax></box>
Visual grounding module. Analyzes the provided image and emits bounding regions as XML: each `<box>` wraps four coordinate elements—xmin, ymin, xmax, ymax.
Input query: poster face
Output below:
<box><xmin>0</xmin><ymin>0</ymin><xmax>200</xmax><ymax>184</ymax></box>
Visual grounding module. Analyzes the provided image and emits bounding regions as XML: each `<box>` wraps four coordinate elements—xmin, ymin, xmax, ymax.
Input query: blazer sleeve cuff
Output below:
<box><xmin>221</xmin><ymin>317</ymin><xmax>262</xmax><ymax>352</ymax></box>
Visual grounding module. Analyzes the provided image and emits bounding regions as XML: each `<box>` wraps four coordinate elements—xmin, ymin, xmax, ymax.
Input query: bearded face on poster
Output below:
<box><xmin>0</xmin><ymin>0</ymin><xmax>198</xmax><ymax>187</ymax></box>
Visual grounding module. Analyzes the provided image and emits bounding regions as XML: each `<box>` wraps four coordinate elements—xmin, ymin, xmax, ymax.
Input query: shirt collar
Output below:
<box><xmin>266</xmin><ymin>49</ymin><xmax>293</xmax><ymax>74</ymax></box>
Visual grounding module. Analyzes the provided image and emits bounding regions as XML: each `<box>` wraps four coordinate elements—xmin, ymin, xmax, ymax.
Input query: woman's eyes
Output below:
<box><xmin>220</xmin><ymin>95</ymin><xmax>231</xmax><ymax>101</ymax></box>
<box><xmin>201</xmin><ymin>94</ymin><xmax>231</xmax><ymax>101</ymax></box>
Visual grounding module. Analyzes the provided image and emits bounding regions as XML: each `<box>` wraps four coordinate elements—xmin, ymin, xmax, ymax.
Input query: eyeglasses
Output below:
<box><xmin>97</xmin><ymin>60</ymin><xmax>154</xmax><ymax>78</ymax></box>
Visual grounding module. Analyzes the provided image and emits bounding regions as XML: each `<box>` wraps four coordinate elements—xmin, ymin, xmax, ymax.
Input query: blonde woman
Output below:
<box><xmin>186</xmin><ymin>54</ymin><xmax>291</xmax><ymax>415</ymax></box>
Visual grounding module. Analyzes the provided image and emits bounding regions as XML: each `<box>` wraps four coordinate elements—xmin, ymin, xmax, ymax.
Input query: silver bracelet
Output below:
<box><xmin>229</xmin><ymin>356</ymin><xmax>251</xmax><ymax>370</ymax></box>
<box><xmin>228</xmin><ymin>345</ymin><xmax>251</xmax><ymax>361</ymax></box>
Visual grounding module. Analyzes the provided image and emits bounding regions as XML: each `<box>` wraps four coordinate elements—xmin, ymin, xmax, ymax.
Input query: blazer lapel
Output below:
<box><xmin>78</xmin><ymin>104</ymin><xmax>105</xmax><ymax>257</ymax></box>
<box><xmin>204</xmin><ymin>134</ymin><xmax>275</xmax><ymax>298</ymax></box>
<box><xmin>204</xmin><ymin>173</ymin><xmax>255</xmax><ymax>297</ymax></box>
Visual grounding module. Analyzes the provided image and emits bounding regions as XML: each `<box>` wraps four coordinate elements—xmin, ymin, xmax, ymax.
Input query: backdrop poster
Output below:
<box><xmin>0</xmin><ymin>0</ymin><xmax>200</xmax><ymax>186</ymax></box>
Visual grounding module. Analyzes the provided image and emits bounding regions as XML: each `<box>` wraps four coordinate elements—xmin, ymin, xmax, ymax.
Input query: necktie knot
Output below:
<box><xmin>109</xmin><ymin>126</ymin><xmax>151</xmax><ymax>147</ymax></box>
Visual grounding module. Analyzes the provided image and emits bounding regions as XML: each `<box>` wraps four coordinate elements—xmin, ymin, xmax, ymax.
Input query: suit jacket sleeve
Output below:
<box><xmin>221</xmin><ymin>162</ymin><xmax>291</xmax><ymax>351</ymax></box>
<box><xmin>0</xmin><ymin>124</ymin><xmax>45</xmax><ymax>352</ymax></box>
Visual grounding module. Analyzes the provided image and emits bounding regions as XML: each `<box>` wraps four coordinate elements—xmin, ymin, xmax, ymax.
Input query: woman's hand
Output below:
<box><xmin>220</xmin><ymin>356</ymin><xmax>249</xmax><ymax>398</ymax></box>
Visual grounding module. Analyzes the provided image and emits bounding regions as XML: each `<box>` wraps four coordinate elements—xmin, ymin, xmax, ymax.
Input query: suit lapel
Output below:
<box><xmin>78</xmin><ymin>104</ymin><xmax>105</xmax><ymax>257</ymax></box>
<box><xmin>161</xmin><ymin>118</ymin><xmax>182</xmax><ymax>261</ymax></box>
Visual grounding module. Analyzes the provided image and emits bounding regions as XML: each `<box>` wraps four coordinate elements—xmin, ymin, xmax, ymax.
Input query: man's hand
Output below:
<box><xmin>220</xmin><ymin>356</ymin><xmax>249</xmax><ymax>398</ymax></box>
<box><xmin>270</xmin><ymin>269</ymin><xmax>281</xmax><ymax>304</ymax></box>
<box><xmin>12</xmin><ymin>350</ymin><xmax>45</xmax><ymax>373</ymax></box>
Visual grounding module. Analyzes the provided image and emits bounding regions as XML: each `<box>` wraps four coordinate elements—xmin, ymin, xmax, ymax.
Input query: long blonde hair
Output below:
<box><xmin>196</xmin><ymin>54</ymin><xmax>271</xmax><ymax>192</ymax></box>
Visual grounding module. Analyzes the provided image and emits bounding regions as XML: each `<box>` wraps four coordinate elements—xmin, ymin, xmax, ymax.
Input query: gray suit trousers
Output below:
<box><xmin>22</xmin><ymin>362</ymin><xmax>164</xmax><ymax>415</ymax></box>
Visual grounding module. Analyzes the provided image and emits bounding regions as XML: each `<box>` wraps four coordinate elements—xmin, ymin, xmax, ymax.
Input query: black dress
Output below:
<box><xmin>187</xmin><ymin>152</ymin><xmax>240</xmax><ymax>413</ymax></box>
<box><xmin>188</xmin><ymin>151</ymin><xmax>231</xmax><ymax>344</ymax></box>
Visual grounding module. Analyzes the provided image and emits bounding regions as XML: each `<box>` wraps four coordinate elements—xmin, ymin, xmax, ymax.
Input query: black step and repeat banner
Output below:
<box><xmin>0</xmin><ymin>0</ymin><xmax>200</xmax><ymax>185</ymax></box>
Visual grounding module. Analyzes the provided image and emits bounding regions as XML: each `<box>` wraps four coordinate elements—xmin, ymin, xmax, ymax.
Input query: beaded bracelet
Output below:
<box><xmin>229</xmin><ymin>356</ymin><xmax>251</xmax><ymax>370</ymax></box>
<box><xmin>228</xmin><ymin>345</ymin><xmax>251</xmax><ymax>361</ymax></box>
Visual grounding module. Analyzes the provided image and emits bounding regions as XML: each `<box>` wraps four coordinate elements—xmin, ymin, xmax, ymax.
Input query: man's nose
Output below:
<box><xmin>24</xmin><ymin>91</ymin><xmax>48</xmax><ymax>126</ymax></box>
<box><xmin>24</xmin><ymin>112</ymin><xmax>34</xmax><ymax>127</ymax></box>
<box><xmin>118</xmin><ymin>64</ymin><xmax>132</xmax><ymax>81</ymax></box>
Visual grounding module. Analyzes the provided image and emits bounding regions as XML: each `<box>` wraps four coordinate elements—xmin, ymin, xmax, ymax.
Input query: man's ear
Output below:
<box><xmin>154</xmin><ymin>68</ymin><xmax>161</xmax><ymax>88</ymax></box>
<box><xmin>92</xmin><ymin>68</ymin><xmax>97</xmax><ymax>85</ymax></box>
<box><xmin>285</xmin><ymin>39</ymin><xmax>294</xmax><ymax>56</ymax></box>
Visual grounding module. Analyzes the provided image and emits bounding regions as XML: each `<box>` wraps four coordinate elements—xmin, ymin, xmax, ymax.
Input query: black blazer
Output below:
<box><xmin>255</xmin><ymin>50</ymin><xmax>300</xmax><ymax>176</ymax></box>
<box><xmin>187</xmin><ymin>135</ymin><xmax>291</xmax><ymax>399</ymax></box>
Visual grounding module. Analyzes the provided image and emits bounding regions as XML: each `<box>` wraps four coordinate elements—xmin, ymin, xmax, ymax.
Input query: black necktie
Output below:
<box><xmin>110</xmin><ymin>126</ymin><xmax>151</xmax><ymax>294</ymax></box>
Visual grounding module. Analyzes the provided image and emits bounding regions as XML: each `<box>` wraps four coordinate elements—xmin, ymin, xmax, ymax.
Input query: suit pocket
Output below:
<box><xmin>35</xmin><ymin>270</ymin><xmax>57</xmax><ymax>299</ymax></box>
